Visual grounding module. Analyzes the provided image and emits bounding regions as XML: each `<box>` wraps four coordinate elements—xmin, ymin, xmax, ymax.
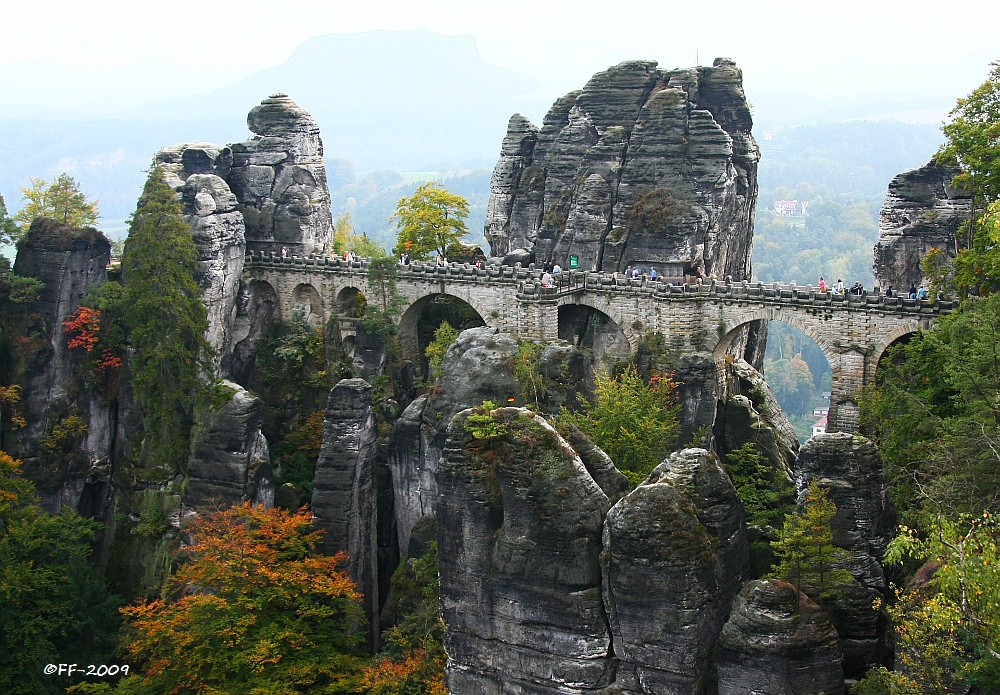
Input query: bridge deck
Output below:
<box><xmin>244</xmin><ymin>251</ymin><xmax>956</xmax><ymax>318</ymax></box>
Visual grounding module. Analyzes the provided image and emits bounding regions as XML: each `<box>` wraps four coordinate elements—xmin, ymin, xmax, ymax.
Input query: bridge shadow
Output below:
<box><xmin>399</xmin><ymin>294</ymin><xmax>486</xmax><ymax>379</ymax></box>
<box><xmin>558</xmin><ymin>304</ymin><xmax>630</xmax><ymax>367</ymax></box>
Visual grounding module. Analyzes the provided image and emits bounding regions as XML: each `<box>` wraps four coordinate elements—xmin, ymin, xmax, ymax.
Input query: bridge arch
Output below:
<box><xmin>868</xmin><ymin>320</ymin><xmax>926</xmax><ymax>379</ymax></box>
<box><xmin>557</xmin><ymin>302</ymin><xmax>631</xmax><ymax>366</ymax></box>
<box><xmin>335</xmin><ymin>286</ymin><xmax>367</xmax><ymax>318</ymax></box>
<box><xmin>713</xmin><ymin>309</ymin><xmax>841</xmax><ymax>423</ymax></box>
<box><xmin>397</xmin><ymin>293</ymin><xmax>488</xmax><ymax>377</ymax></box>
<box><xmin>292</xmin><ymin>283</ymin><xmax>324</xmax><ymax>325</ymax></box>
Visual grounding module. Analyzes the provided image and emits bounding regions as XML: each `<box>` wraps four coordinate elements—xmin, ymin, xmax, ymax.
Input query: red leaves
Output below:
<box><xmin>63</xmin><ymin>305</ymin><xmax>101</xmax><ymax>351</ymax></box>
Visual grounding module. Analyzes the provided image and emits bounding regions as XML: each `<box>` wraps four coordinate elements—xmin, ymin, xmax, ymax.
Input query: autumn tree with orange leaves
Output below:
<box><xmin>112</xmin><ymin>504</ymin><xmax>367</xmax><ymax>694</ymax></box>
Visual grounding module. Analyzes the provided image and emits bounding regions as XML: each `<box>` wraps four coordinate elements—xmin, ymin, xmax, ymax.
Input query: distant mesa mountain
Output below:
<box><xmin>130</xmin><ymin>30</ymin><xmax>549</xmax><ymax>171</ymax></box>
<box><xmin>0</xmin><ymin>31</ymin><xmax>548</xmax><ymax>230</ymax></box>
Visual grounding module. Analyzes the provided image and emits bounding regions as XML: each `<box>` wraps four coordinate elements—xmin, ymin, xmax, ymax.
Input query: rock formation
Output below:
<box><xmin>717</xmin><ymin>579</ymin><xmax>844</xmax><ymax>695</ymax></box>
<box><xmin>873</xmin><ymin>159</ymin><xmax>972</xmax><ymax>292</ymax></box>
<box><xmin>154</xmin><ymin>94</ymin><xmax>334</xmax><ymax>375</ymax></box>
<box><xmin>311</xmin><ymin>378</ymin><xmax>380</xmax><ymax>646</ymax></box>
<box><xmin>603</xmin><ymin>448</ymin><xmax>748</xmax><ymax>693</ymax></box>
<box><xmin>229</xmin><ymin>94</ymin><xmax>334</xmax><ymax>256</ymax></box>
<box><xmin>793</xmin><ymin>432</ymin><xmax>894</xmax><ymax>676</ymax></box>
<box><xmin>439</xmin><ymin>406</ymin><xmax>616</xmax><ymax>693</ymax></box>
<box><xmin>486</xmin><ymin>59</ymin><xmax>759</xmax><ymax>281</ymax></box>
<box><xmin>184</xmin><ymin>380</ymin><xmax>272</xmax><ymax>508</ymax></box>
<box><xmin>10</xmin><ymin>219</ymin><xmax>112</xmax><ymax>514</ymax></box>
<box><xmin>794</xmin><ymin>433</ymin><xmax>894</xmax><ymax>591</ymax></box>
<box><xmin>717</xmin><ymin>357</ymin><xmax>799</xmax><ymax>476</ymax></box>
<box><xmin>157</xmin><ymin>145</ymin><xmax>247</xmax><ymax>373</ymax></box>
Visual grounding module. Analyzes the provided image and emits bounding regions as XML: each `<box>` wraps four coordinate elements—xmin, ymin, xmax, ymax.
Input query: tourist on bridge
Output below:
<box><xmin>819</xmin><ymin>277</ymin><xmax>827</xmax><ymax>293</ymax></box>
<box><xmin>650</xmin><ymin>268</ymin><xmax>658</xmax><ymax>282</ymax></box>
<box><xmin>885</xmin><ymin>285</ymin><xmax>894</xmax><ymax>298</ymax></box>
<box><xmin>908</xmin><ymin>284</ymin><xmax>918</xmax><ymax>299</ymax></box>
<box><xmin>552</xmin><ymin>263</ymin><xmax>562</xmax><ymax>274</ymax></box>
<box><xmin>541</xmin><ymin>271</ymin><xmax>554</xmax><ymax>288</ymax></box>
<box><xmin>916</xmin><ymin>285</ymin><xmax>928</xmax><ymax>300</ymax></box>
<box><xmin>836</xmin><ymin>279</ymin><xmax>845</xmax><ymax>294</ymax></box>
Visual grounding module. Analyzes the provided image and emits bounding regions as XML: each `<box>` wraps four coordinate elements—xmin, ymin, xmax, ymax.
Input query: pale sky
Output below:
<box><xmin>3</xmin><ymin>0</ymin><xmax>997</xmax><ymax>102</ymax></box>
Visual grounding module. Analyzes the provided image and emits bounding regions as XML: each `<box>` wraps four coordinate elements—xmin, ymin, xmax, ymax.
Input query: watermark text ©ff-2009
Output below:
<box><xmin>43</xmin><ymin>663</ymin><xmax>130</xmax><ymax>678</ymax></box>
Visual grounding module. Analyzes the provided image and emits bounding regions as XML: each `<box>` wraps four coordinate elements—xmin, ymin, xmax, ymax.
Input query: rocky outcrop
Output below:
<box><xmin>10</xmin><ymin>219</ymin><xmax>112</xmax><ymax>513</ymax></box>
<box><xmin>486</xmin><ymin>59</ymin><xmax>759</xmax><ymax>282</ymax></box>
<box><xmin>439</xmin><ymin>407</ymin><xmax>616</xmax><ymax>693</ymax></box>
<box><xmin>229</xmin><ymin>93</ymin><xmax>334</xmax><ymax>256</ymax></box>
<box><xmin>152</xmin><ymin>94</ymin><xmax>335</xmax><ymax>379</ymax></box>
<box><xmin>873</xmin><ymin>160</ymin><xmax>972</xmax><ymax>292</ymax></box>
<box><xmin>311</xmin><ymin>378</ymin><xmax>379</xmax><ymax>646</ymax></box>
<box><xmin>184</xmin><ymin>380</ymin><xmax>272</xmax><ymax>508</ymax></box>
<box><xmin>717</xmin><ymin>579</ymin><xmax>844</xmax><ymax>695</ymax></box>
<box><xmin>387</xmin><ymin>327</ymin><xmax>521</xmax><ymax>556</ymax></box>
<box><xmin>717</xmin><ymin>357</ymin><xmax>799</xmax><ymax>476</ymax></box>
<box><xmin>794</xmin><ymin>432</ymin><xmax>894</xmax><ymax>677</ymax></box>
<box><xmin>602</xmin><ymin>448</ymin><xmax>748</xmax><ymax>693</ymax></box>
<box><xmin>156</xmin><ymin>146</ymin><xmax>247</xmax><ymax>374</ymax></box>
<box><xmin>794</xmin><ymin>433</ymin><xmax>894</xmax><ymax>591</ymax></box>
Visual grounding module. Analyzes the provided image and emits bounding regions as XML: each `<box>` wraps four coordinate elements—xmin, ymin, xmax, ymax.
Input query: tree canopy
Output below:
<box><xmin>14</xmin><ymin>174</ymin><xmax>99</xmax><ymax>230</ymax></box>
<box><xmin>0</xmin><ymin>194</ymin><xmax>19</xmax><ymax>247</ymax></box>
<box><xmin>562</xmin><ymin>365</ymin><xmax>680</xmax><ymax>487</ymax></box>
<box><xmin>121</xmin><ymin>168</ymin><xmax>211</xmax><ymax>467</ymax></box>
<box><xmin>391</xmin><ymin>182</ymin><xmax>469</xmax><ymax>260</ymax></box>
<box><xmin>113</xmin><ymin>503</ymin><xmax>366</xmax><ymax>694</ymax></box>
<box><xmin>0</xmin><ymin>451</ymin><xmax>119</xmax><ymax>694</ymax></box>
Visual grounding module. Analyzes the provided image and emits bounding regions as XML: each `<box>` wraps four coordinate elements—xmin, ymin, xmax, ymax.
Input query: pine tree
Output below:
<box><xmin>14</xmin><ymin>173</ymin><xmax>99</xmax><ymax>229</ymax></box>
<box><xmin>771</xmin><ymin>481</ymin><xmax>853</xmax><ymax>599</ymax></box>
<box><xmin>121</xmin><ymin>168</ymin><xmax>211</xmax><ymax>467</ymax></box>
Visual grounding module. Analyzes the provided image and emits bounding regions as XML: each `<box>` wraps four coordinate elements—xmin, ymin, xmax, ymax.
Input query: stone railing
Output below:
<box><xmin>244</xmin><ymin>252</ymin><xmax>957</xmax><ymax>316</ymax></box>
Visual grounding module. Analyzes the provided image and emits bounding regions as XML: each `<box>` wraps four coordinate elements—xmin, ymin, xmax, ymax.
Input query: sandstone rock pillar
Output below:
<box><xmin>311</xmin><ymin>378</ymin><xmax>379</xmax><ymax>647</ymax></box>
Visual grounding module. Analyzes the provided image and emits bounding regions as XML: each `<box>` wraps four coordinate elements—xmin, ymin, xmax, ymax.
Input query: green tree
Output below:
<box><xmin>391</xmin><ymin>182</ymin><xmax>469</xmax><ymax>261</ymax></box>
<box><xmin>0</xmin><ymin>451</ymin><xmax>120</xmax><ymax>694</ymax></box>
<box><xmin>562</xmin><ymin>366</ymin><xmax>680</xmax><ymax>487</ymax></box>
<box><xmin>14</xmin><ymin>174</ymin><xmax>99</xmax><ymax>229</ymax></box>
<box><xmin>929</xmin><ymin>63</ymin><xmax>1000</xmax><ymax>295</ymax></box>
<box><xmin>0</xmin><ymin>193</ymin><xmax>19</xmax><ymax>247</ymax></box>
<box><xmin>121</xmin><ymin>168</ymin><xmax>211</xmax><ymax>467</ymax></box>
<box><xmin>770</xmin><ymin>481</ymin><xmax>852</xmax><ymax>600</ymax></box>
<box><xmin>939</xmin><ymin>62</ymin><xmax>1000</xmax><ymax>212</ymax></box>
<box><xmin>331</xmin><ymin>212</ymin><xmax>386</xmax><ymax>258</ymax></box>
<box><xmin>425</xmin><ymin>321</ymin><xmax>459</xmax><ymax>378</ymax></box>
<box><xmin>859</xmin><ymin>293</ymin><xmax>1000</xmax><ymax>523</ymax></box>
<box><xmin>112</xmin><ymin>503</ymin><xmax>366</xmax><ymax>694</ymax></box>
<box><xmin>364</xmin><ymin>543</ymin><xmax>446</xmax><ymax>695</ymax></box>
<box><xmin>856</xmin><ymin>514</ymin><xmax>1000</xmax><ymax>694</ymax></box>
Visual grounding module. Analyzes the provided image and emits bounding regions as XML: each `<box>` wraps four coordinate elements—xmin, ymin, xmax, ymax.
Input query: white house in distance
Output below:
<box><xmin>774</xmin><ymin>200</ymin><xmax>810</xmax><ymax>216</ymax></box>
<box><xmin>812</xmin><ymin>407</ymin><xmax>829</xmax><ymax>437</ymax></box>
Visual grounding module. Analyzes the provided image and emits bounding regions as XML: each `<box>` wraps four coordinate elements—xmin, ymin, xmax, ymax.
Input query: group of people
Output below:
<box><xmin>623</xmin><ymin>265</ymin><xmax>659</xmax><ymax>282</ymax></box>
<box><xmin>817</xmin><ymin>277</ymin><xmax>932</xmax><ymax>299</ymax></box>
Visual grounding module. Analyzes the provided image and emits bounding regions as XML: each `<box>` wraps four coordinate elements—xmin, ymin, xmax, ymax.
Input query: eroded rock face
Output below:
<box><xmin>794</xmin><ymin>432</ymin><xmax>894</xmax><ymax>677</ymax></box>
<box><xmin>486</xmin><ymin>59</ymin><xmax>759</xmax><ymax>281</ymax></box>
<box><xmin>717</xmin><ymin>579</ymin><xmax>844</xmax><ymax>695</ymax></box>
<box><xmin>311</xmin><ymin>378</ymin><xmax>379</xmax><ymax>646</ymax></box>
<box><xmin>603</xmin><ymin>448</ymin><xmax>748</xmax><ymax>693</ymax></box>
<box><xmin>439</xmin><ymin>407</ymin><xmax>615</xmax><ymax>693</ymax></box>
<box><xmin>794</xmin><ymin>433</ymin><xmax>894</xmax><ymax>592</ymax></box>
<box><xmin>229</xmin><ymin>93</ymin><xmax>334</xmax><ymax>256</ymax></box>
<box><xmin>873</xmin><ymin>160</ymin><xmax>972</xmax><ymax>292</ymax></box>
<box><xmin>717</xmin><ymin>357</ymin><xmax>799</xmax><ymax>477</ymax></box>
<box><xmin>11</xmin><ymin>219</ymin><xmax>112</xmax><ymax>513</ymax></box>
<box><xmin>156</xmin><ymin>146</ymin><xmax>247</xmax><ymax>374</ymax></box>
<box><xmin>388</xmin><ymin>326</ymin><xmax>593</xmax><ymax>556</ymax></box>
<box><xmin>184</xmin><ymin>380</ymin><xmax>272</xmax><ymax>508</ymax></box>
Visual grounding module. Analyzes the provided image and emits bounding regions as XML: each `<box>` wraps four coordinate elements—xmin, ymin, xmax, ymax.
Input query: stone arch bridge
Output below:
<box><xmin>243</xmin><ymin>251</ymin><xmax>956</xmax><ymax>433</ymax></box>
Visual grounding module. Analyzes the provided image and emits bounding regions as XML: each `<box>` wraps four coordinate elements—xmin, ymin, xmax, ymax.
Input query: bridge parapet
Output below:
<box><xmin>245</xmin><ymin>251</ymin><xmax>958</xmax><ymax>318</ymax></box>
